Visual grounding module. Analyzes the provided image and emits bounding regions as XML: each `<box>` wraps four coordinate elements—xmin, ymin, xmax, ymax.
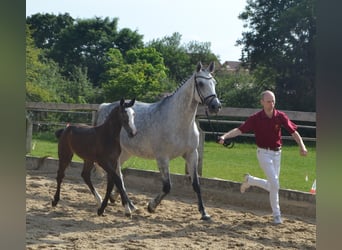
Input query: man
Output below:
<box><xmin>218</xmin><ymin>90</ymin><xmax>308</xmax><ymax>224</ymax></box>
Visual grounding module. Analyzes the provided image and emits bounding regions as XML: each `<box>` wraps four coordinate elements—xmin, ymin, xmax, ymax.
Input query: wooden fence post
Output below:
<box><xmin>26</xmin><ymin>116</ymin><xmax>33</xmax><ymax>154</ymax></box>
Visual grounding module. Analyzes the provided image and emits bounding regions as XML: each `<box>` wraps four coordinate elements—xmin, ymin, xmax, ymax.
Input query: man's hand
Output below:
<box><xmin>217</xmin><ymin>136</ymin><xmax>234</xmax><ymax>147</ymax></box>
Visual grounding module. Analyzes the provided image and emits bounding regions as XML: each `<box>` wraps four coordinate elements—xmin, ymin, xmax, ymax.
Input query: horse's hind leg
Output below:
<box><xmin>148</xmin><ymin>158</ymin><xmax>171</xmax><ymax>213</ymax></box>
<box><xmin>52</xmin><ymin>155</ymin><xmax>72</xmax><ymax>207</ymax></box>
<box><xmin>81</xmin><ymin>161</ymin><xmax>102</xmax><ymax>206</ymax></box>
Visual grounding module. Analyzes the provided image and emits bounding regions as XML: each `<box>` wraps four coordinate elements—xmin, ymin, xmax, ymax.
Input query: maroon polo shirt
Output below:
<box><xmin>238</xmin><ymin>109</ymin><xmax>297</xmax><ymax>148</ymax></box>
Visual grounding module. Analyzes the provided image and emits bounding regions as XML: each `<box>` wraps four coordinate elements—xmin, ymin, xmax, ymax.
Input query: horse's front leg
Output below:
<box><xmin>103</xmin><ymin>159</ymin><xmax>136</xmax><ymax>216</ymax></box>
<box><xmin>97</xmin><ymin>162</ymin><xmax>116</xmax><ymax>216</ymax></box>
<box><xmin>117</xmin><ymin>160</ymin><xmax>137</xmax><ymax>214</ymax></box>
<box><xmin>148</xmin><ymin>158</ymin><xmax>171</xmax><ymax>213</ymax></box>
<box><xmin>109</xmin><ymin>155</ymin><xmax>127</xmax><ymax>204</ymax></box>
<box><xmin>110</xmin><ymin>162</ymin><xmax>136</xmax><ymax>217</ymax></box>
<box><xmin>184</xmin><ymin>150</ymin><xmax>211</xmax><ymax>220</ymax></box>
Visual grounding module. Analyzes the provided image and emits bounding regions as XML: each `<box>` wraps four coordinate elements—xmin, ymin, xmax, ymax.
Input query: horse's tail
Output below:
<box><xmin>55</xmin><ymin>128</ymin><xmax>64</xmax><ymax>139</ymax></box>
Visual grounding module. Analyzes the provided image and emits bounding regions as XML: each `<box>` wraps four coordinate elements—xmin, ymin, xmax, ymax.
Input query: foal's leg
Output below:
<box><xmin>81</xmin><ymin>161</ymin><xmax>102</xmax><ymax>206</ymax></box>
<box><xmin>113</xmin><ymin>160</ymin><xmax>137</xmax><ymax>215</ymax></box>
<box><xmin>113</xmin><ymin>173</ymin><xmax>135</xmax><ymax>217</ymax></box>
<box><xmin>52</xmin><ymin>152</ymin><xmax>73</xmax><ymax>207</ymax></box>
<box><xmin>97</xmin><ymin>162</ymin><xmax>116</xmax><ymax>216</ymax></box>
<box><xmin>183</xmin><ymin>150</ymin><xmax>210</xmax><ymax>220</ymax></box>
<box><xmin>99</xmin><ymin>160</ymin><xmax>136</xmax><ymax>217</ymax></box>
<box><xmin>147</xmin><ymin>157</ymin><xmax>171</xmax><ymax>213</ymax></box>
<box><xmin>109</xmin><ymin>153</ymin><xmax>130</xmax><ymax>203</ymax></box>
<box><xmin>108</xmin><ymin>166</ymin><xmax>120</xmax><ymax>204</ymax></box>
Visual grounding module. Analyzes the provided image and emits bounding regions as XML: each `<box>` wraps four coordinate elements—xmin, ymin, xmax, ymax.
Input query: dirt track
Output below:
<box><xmin>26</xmin><ymin>167</ymin><xmax>316</xmax><ymax>249</ymax></box>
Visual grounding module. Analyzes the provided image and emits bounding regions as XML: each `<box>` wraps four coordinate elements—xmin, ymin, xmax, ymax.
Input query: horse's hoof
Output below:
<box><xmin>125</xmin><ymin>212</ymin><xmax>132</xmax><ymax>218</ymax></box>
<box><xmin>97</xmin><ymin>209</ymin><xmax>104</xmax><ymax>216</ymax></box>
<box><xmin>129</xmin><ymin>202</ymin><xmax>137</xmax><ymax>211</ymax></box>
<box><xmin>201</xmin><ymin>214</ymin><xmax>211</xmax><ymax>221</ymax></box>
<box><xmin>131</xmin><ymin>206</ymin><xmax>139</xmax><ymax>213</ymax></box>
<box><xmin>147</xmin><ymin>203</ymin><xmax>155</xmax><ymax>213</ymax></box>
<box><xmin>51</xmin><ymin>200</ymin><xmax>58</xmax><ymax>207</ymax></box>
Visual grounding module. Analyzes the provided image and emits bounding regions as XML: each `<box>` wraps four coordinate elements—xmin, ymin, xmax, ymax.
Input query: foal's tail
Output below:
<box><xmin>55</xmin><ymin>128</ymin><xmax>64</xmax><ymax>139</ymax></box>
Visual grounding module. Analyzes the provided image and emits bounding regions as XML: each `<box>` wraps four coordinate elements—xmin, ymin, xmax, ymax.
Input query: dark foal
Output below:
<box><xmin>52</xmin><ymin>98</ymin><xmax>137</xmax><ymax>217</ymax></box>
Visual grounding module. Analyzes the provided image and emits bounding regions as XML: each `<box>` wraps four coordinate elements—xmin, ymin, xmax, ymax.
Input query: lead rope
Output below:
<box><xmin>205</xmin><ymin>109</ymin><xmax>234</xmax><ymax>148</ymax></box>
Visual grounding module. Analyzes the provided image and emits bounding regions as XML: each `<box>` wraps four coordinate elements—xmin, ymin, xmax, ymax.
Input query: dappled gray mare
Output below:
<box><xmin>96</xmin><ymin>62</ymin><xmax>221</xmax><ymax>220</ymax></box>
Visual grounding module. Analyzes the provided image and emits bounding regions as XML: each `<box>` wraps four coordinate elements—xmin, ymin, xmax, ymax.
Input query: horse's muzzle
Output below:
<box><xmin>207</xmin><ymin>97</ymin><xmax>221</xmax><ymax>114</ymax></box>
<box><xmin>128</xmin><ymin>131</ymin><xmax>137</xmax><ymax>138</ymax></box>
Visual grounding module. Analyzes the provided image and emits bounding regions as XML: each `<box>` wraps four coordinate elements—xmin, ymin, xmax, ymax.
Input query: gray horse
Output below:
<box><xmin>96</xmin><ymin>62</ymin><xmax>221</xmax><ymax>220</ymax></box>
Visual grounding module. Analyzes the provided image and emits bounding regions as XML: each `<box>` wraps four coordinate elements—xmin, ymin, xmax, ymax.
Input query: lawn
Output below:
<box><xmin>27</xmin><ymin>132</ymin><xmax>316</xmax><ymax>192</ymax></box>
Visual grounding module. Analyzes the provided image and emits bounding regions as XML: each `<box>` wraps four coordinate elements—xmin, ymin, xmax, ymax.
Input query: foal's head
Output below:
<box><xmin>119</xmin><ymin>98</ymin><xmax>137</xmax><ymax>138</ymax></box>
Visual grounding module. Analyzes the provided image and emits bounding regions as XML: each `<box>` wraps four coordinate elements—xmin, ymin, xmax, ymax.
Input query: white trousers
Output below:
<box><xmin>247</xmin><ymin>147</ymin><xmax>282</xmax><ymax>217</ymax></box>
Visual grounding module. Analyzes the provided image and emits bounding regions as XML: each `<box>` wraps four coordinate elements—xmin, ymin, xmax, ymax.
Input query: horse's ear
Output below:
<box><xmin>120</xmin><ymin>98</ymin><xmax>125</xmax><ymax>106</ymax></box>
<box><xmin>207</xmin><ymin>61</ymin><xmax>215</xmax><ymax>73</ymax></box>
<box><xmin>196</xmin><ymin>61</ymin><xmax>203</xmax><ymax>72</ymax></box>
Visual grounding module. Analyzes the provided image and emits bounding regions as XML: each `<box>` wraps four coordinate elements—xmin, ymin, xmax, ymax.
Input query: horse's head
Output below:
<box><xmin>194</xmin><ymin>61</ymin><xmax>221</xmax><ymax>114</ymax></box>
<box><xmin>119</xmin><ymin>98</ymin><xmax>137</xmax><ymax>138</ymax></box>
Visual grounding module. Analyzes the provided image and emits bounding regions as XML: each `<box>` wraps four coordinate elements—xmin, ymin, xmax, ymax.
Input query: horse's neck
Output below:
<box><xmin>168</xmin><ymin>75</ymin><xmax>198</xmax><ymax>120</ymax></box>
<box><xmin>102</xmin><ymin>110</ymin><xmax>122</xmax><ymax>138</ymax></box>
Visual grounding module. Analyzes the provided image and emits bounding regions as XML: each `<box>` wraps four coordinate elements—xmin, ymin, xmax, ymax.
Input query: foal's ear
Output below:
<box><xmin>120</xmin><ymin>98</ymin><xmax>125</xmax><ymax>106</ymax></box>
<box><xmin>127</xmin><ymin>97</ymin><xmax>136</xmax><ymax>107</ymax></box>
<box><xmin>125</xmin><ymin>97</ymin><xmax>135</xmax><ymax>108</ymax></box>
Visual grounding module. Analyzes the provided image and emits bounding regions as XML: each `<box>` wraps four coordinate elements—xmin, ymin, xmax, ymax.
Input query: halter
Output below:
<box><xmin>194</xmin><ymin>74</ymin><xmax>234</xmax><ymax>148</ymax></box>
<box><xmin>194</xmin><ymin>75</ymin><xmax>217</xmax><ymax>106</ymax></box>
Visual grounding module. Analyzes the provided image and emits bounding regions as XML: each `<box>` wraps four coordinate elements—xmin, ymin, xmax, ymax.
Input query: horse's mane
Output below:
<box><xmin>163</xmin><ymin>74</ymin><xmax>194</xmax><ymax>100</ymax></box>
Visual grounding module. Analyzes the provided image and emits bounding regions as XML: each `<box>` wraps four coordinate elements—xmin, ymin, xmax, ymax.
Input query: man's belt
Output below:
<box><xmin>259</xmin><ymin>146</ymin><xmax>281</xmax><ymax>151</ymax></box>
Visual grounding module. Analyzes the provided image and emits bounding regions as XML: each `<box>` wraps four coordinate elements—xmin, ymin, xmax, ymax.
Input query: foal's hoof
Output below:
<box><xmin>51</xmin><ymin>200</ymin><xmax>58</xmax><ymax>207</ymax></box>
<box><xmin>201</xmin><ymin>214</ymin><xmax>211</xmax><ymax>221</ymax></box>
<box><xmin>147</xmin><ymin>203</ymin><xmax>156</xmax><ymax>213</ymax></box>
<box><xmin>97</xmin><ymin>209</ymin><xmax>105</xmax><ymax>216</ymax></box>
<box><xmin>129</xmin><ymin>202</ymin><xmax>137</xmax><ymax>211</ymax></box>
<box><xmin>125</xmin><ymin>212</ymin><xmax>132</xmax><ymax>218</ymax></box>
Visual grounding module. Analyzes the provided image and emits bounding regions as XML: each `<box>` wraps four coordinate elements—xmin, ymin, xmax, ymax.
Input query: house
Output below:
<box><xmin>221</xmin><ymin>61</ymin><xmax>241</xmax><ymax>72</ymax></box>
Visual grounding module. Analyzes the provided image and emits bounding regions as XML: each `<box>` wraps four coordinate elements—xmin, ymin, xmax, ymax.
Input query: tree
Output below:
<box><xmin>114</xmin><ymin>28</ymin><xmax>144</xmax><ymax>55</ymax></box>
<box><xmin>237</xmin><ymin>0</ymin><xmax>316</xmax><ymax>111</ymax></box>
<box><xmin>215</xmin><ymin>70</ymin><xmax>259</xmax><ymax>108</ymax></box>
<box><xmin>26</xmin><ymin>24</ymin><xmax>99</xmax><ymax>104</ymax></box>
<box><xmin>147</xmin><ymin>32</ymin><xmax>191</xmax><ymax>82</ymax></box>
<box><xmin>27</xmin><ymin>14</ymin><xmax>146</xmax><ymax>88</ymax></box>
<box><xmin>58</xmin><ymin>66</ymin><xmax>95</xmax><ymax>104</ymax></box>
<box><xmin>26</xmin><ymin>24</ymin><xmax>60</xmax><ymax>102</ymax></box>
<box><xmin>147</xmin><ymin>32</ymin><xmax>219</xmax><ymax>83</ymax></box>
<box><xmin>47</xmin><ymin>17</ymin><xmax>120</xmax><ymax>87</ymax></box>
<box><xmin>26</xmin><ymin>13</ymin><xmax>74</xmax><ymax>50</ymax></box>
<box><xmin>101</xmin><ymin>48</ymin><xmax>168</xmax><ymax>102</ymax></box>
<box><xmin>185</xmin><ymin>40</ymin><xmax>218</xmax><ymax>67</ymax></box>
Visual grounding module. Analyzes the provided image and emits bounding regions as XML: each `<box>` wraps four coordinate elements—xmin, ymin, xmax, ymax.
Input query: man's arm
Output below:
<box><xmin>291</xmin><ymin>131</ymin><xmax>308</xmax><ymax>156</ymax></box>
<box><xmin>218</xmin><ymin>128</ymin><xmax>242</xmax><ymax>144</ymax></box>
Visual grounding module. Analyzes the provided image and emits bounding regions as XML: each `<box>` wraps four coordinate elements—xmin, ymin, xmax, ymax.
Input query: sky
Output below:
<box><xmin>26</xmin><ymin>0</ymin><xmax>248</xmax><ymax>62</ymax></box>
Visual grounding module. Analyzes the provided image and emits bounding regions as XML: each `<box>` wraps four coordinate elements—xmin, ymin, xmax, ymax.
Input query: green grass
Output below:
<box><xmin>27</xmin><ymin>133</ymin><xmax>316</xmax><ymax>192</ymax></box>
